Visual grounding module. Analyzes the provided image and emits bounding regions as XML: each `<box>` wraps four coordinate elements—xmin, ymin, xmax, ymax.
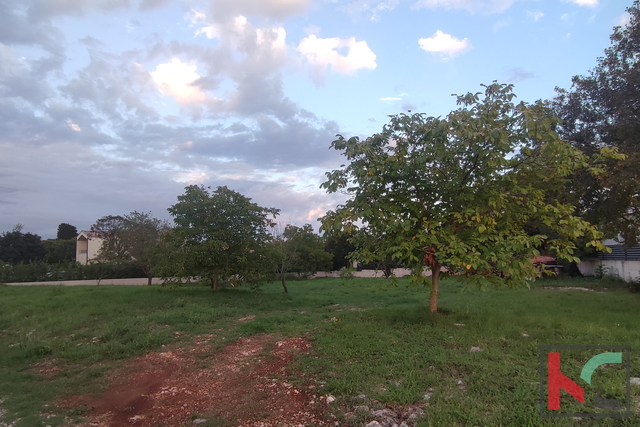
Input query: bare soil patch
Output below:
<box><xmin>58</xmin><ymin>334</ymin><xmax>324</xmax><ymax>427</ymax></box>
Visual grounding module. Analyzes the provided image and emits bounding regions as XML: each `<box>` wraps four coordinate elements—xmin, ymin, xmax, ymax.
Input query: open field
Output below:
<box><xmin>0</xmin><ymin>277</ymin><xmax>639</xmax><ymax>426</ymax></box>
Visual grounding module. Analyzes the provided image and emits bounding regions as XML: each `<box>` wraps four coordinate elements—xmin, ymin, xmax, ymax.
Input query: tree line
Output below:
<box><xmin>0</xmin><ymin>188</ymin><xmax>354</xmax><ymax>289</ymax></box>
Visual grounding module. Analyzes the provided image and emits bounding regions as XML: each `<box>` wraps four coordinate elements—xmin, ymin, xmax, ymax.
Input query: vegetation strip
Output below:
<box><xmin>0</xmin><ymin>277</ymin><xmax>638</xmax><ymax>426</ymax></box>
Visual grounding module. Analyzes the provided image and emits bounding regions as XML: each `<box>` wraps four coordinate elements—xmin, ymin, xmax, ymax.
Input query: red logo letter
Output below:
<box><xmin>548</xmin><ymin>352</ymin><xmax>585</xmax><ymax>410</ymax></box>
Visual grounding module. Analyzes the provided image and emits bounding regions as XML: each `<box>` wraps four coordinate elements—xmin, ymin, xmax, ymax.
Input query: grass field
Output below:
<box><xmin>0</xmin><ymin>276</ymin><xmax>639</xmax><ymax>426</ymax></box>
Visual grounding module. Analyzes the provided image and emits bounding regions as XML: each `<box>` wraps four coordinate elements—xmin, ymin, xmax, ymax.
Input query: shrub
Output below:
<box><xmin>0</xmin><ymin>261</ymin><xmax>146</xmax><ymax>283</ymax></box>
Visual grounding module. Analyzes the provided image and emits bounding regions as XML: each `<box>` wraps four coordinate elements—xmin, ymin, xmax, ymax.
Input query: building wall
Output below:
<box><xmin>75</xmin><ymin>233</ymin><xmax>104</xmax><ymax>265</ymax></box>
<box><xmin>76</xmin><ymin>237</ymin><xmax>88</xmax><ymax>264</ymax></box>
<box><xmin>578</xmin><ymin>260</ymin><xmax>640</xmax><ymax>281</ymax></box>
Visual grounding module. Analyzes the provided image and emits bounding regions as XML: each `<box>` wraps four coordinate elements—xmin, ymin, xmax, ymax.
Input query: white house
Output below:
<box><xmin>75</xmin><ymin>231</ymin><xmax>105</xmax><ymax>265</ymax></box>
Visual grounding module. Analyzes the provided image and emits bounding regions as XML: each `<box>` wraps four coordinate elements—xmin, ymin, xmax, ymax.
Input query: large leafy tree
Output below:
<box><xmin>552</xmin><ymin>1</ymin><xmax>640</xmax><ymax>244</ymax></box>
<box><xmin>157</xmin><ymin>185</ymin><xmax>279</xmax><ymax>290</ymax></box>
<box><xmin>321</xmin><ymin>83</ymin><xmax>610</xmax><ymax>313</ymax></box>
<box><xmin>0</xmin><ymin>225</ymin><xmax>46</xmax><ymax>264</ymax></box>
<box><xmin>268</xmin><ymin>224</ymin><xmax>332</xmax><ymax>292</ymax></box>
<box><xmin>98</xmin><ymin>211</ymin><xmax>171</xmax><ymax>285</ymax></box>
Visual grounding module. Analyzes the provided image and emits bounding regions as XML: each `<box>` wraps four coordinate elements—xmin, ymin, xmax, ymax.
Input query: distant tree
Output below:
<box><xmin>0</xmin><ymin>225</ymin><xmax>46</xmax><ymax>264</ymax></box>
<box><xmin>321</xmin><ymin>83</ymin><xmax>612</xmax><ymax>313</ymax></box>
<box><xmin>90</xmin><ymin>215</ymin><xmax>126</xmax><ymax>257</ymax></box>
<box><xmin>56</xmin><ymin>223</ymin><xmax>78</xmax><ymax>240</ymax></box>
<box><xmin>43</xmin><ymin>239</ymin><xmax>76</xmax><ymax>264</ymax></box>
<box><xmin>268</xmin><ymin>224</ymin><xmax>332</xmax><ymax>292</ymax></box>
<box><xmin>552</xmin><ymin>1</ymin><xmax>640</xmax><ymax>244</ymax></box>
<box><xmin>156</xmin><ymin>185</ymin><xmax>279</xmax><ymax>290</ymax></box>
<box><xmin>98</xmin><ymin>212</ymin><xmax>171</xmax><ymax>285</ymax></box>
<box><xmin>324</xmin><ymin>231</ymin><xmax>356</xmax><ymax>271</ymax></box>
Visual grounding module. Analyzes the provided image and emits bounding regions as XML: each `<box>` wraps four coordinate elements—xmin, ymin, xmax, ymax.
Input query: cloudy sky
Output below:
<box><xmin>0</xmin><ymin>0</ymin><xmax>631</xmax><ymax>238</ymax></box>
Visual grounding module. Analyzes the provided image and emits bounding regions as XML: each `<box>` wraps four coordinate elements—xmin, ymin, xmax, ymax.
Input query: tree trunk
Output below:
<box><xmin>281</xmin><ymin>277</ymin><xmax>288</xmax><ymax>293</ymax></box>
<box><xmin>211</xmin><ymin>276</ymin><xmax>218</xmax><ymax>291</ymax></box>
<box><xmin>141</xmin><ymin>266</ymin><xmax>153</xmax><ymax>286</ymax></box>
<box><xmin>429</xmin><ymin>263</ymin><xmax>441</xmax><ymax>313</ymax></box>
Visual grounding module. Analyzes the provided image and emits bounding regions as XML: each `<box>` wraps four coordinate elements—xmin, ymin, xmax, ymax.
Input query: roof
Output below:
<box><xmin>77</xmin><ymin>230</ymin><xmax>107</xmax><ymax>239</ymax></box>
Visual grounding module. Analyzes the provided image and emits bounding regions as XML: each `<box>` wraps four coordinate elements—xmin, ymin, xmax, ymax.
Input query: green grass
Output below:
<box><xmin>0</xmin><ymin>276</ymin><xmax>639</xmax><ymax>426</ymax></box>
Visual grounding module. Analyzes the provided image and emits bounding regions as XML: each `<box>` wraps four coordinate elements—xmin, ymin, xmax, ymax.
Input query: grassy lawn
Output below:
<box><xmin>0</xmin><ymin>276</ymin><xmax>639</xmax><ymax>426</ymax></box>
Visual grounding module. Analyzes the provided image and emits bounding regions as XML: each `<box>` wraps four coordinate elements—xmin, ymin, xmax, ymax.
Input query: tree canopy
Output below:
<box><xmin>552</xmin><ymin>0</ymin><xmax>640</xmax><ymax>245</ymax></box>
<box><xmin>90</xmin><ymin>215</ymin><xmax>126</xmax><ymax>257</ymax></box>
<box><xmin>267</xmin><ymin>224</ymin><xmax>332</xmax><ymax>292</ymax></box>
<box><xmin>97</xmin><ymin>211</ymin><xmax>170</xmax><ymax>285</ymax></box>
<box><xmin>321</xmin><ymin>83</ymin><xmax>611</xmax><ymax>313</ymax></box>
<box><xmin>56</xmin><ymin>223</ymin><xmax>78</xmax><ymax>240</ymax></box>
<box><xmin>324</xmin><ymin>231</ymin><xmax>356</xmax><ymax>271</ymax></box>
<box><xmin>0</xmin><ymin>225</ymin><xmax>46</xmax><ymax>265</ymax></box>
<box><xmin>156</xmin><ymin>185</ymin><xmax>279</xmax><ymax>290</ymax></box>
<box><xmin>43</xmin><ymin>239</ymin><xmax>76</xmax><ymax>264</ymax></box>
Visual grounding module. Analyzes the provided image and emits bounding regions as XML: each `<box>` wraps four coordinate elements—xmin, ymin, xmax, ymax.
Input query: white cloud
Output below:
<box><xmin>173</xmin><ymin>170</ymin><xmax>210</xmax><ymax>184</ymax></box>
<box><xmin>187</xmin><ymin>10</ymin><xmax>219</xmax><ymax>39</ymax></box>
<box><xmin>562</xmin><ymin>0</ymin><xmax>598</xmax><ymax>7</ymax></box>
<box><xmin>197</xmin><ymin>26</ymin><xmax>219</xmax><ymax>39</ymax></box>
<box><xmin>528</xmin><ymin>11</ymin><xmax>543</xmax><ymax>22</ymax></box>
<box><xmin>187</xmin><ymin>9</ymin><xmax>206</xmax><ymax>23</ymax></box>
<box><xmin>297</xmin><ymin>35</ymin><xmax>377</xmax><ymax>81</ymax></box>
<box><xmin>413</xmin><ymin>0</ymin><xmax>517</xmax><ymax>14</ymax></box>
<box><xmin>151</xmin><ymin>58</ymin><xmax>207</xmax><ymax>105</ymax></box>
<box><xmin>66</xmin><ymin>119</ymin><xmax>81</xmax><ymax>132</ymax></box>
<box><xmin>380</xmin><ymin>92</ymin><xmax>409</xmax><ymax>102</ymax></box>
<box><xmin>257</xmin><ymin>27</ymin><xmax>287</xmax><ymax>53</ymax></box>
<box><xmin>418</xmin><ymin>30</ymin><xmax>470</xmax><ymax>58</ymax></box>
<box><xmin>234</xmin><ymin>16</ymin><xmax>248</xmax><ymax>32</ymax></box>
<box><xmin>306</xmin><ymin>203</ymin><xmax>332</xmax><ymax>221</ymax></box>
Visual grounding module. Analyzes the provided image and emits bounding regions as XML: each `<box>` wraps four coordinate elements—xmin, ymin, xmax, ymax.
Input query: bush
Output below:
<box><xmin>594</xmin><ymin>264</ymin><xmax>607</xmax><ymax>279</ymax></box>
<box><xmin>338</xmin><ymin>268</ymin><xmax>355</xmax><ymax>280</ymax></box>
<box><xmin>0</xmin><ymin>261</ymin><xmax>146</xmax><ymax>283</ymax></box>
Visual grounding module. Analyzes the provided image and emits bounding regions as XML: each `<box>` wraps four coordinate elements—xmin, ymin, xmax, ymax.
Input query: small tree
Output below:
<box><xmin>268</xmin><ymin>224</ymin><xmax>332</xmax><ymax>292</ymax></box>
<box><xmin>321</xmin><ymin>83</ymin><xmax>612</xmax><ymax>313</ymax></box>
<box><xmin>157</xmin><ymin>185</ymin><xmax>279</xmax><ymax>290</ymax></box>
<box><xmin>56</xmin><ymin>223</ymin><xmax>78</xmax><ymax>240</ymax></box>
<box><xmin>91</xmin><ymin>215</ymin><xmax>126</xmax><ymax>257</ymax></box>
<box><xmin>98</xmin><ymin>212</ymin><xmax>171</xmax><ymax>285</ymax></box>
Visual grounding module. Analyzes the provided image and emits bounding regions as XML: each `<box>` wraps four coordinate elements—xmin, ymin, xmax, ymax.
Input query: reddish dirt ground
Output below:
<box><xmin>58</xmin><ymin>334</ymin><xmax>326</xmax><ymax>427</ymax></box>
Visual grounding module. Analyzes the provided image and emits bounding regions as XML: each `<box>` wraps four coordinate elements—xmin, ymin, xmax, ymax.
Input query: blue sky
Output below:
<box><xmin>0</xmin><ymin>0</ymin><xmax>632</xmax><ymax>238</ymax></box>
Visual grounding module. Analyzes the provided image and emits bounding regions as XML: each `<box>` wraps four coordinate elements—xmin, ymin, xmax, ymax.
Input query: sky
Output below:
<box><xmin>0</xmin><ymin>0</ymin><xmax>633</xmax><ymax>239</ymax></box>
